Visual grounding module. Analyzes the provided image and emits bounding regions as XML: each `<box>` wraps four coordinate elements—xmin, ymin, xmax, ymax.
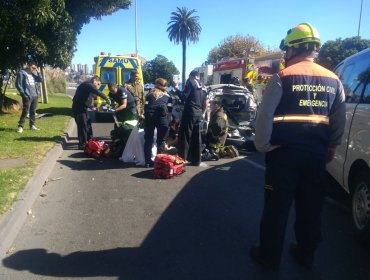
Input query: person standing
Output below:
<box><xmin>16</xmin><ymin>61</ymin><xmax>43</xmax><ymax>133</ymax></box>
<box><xmin>177</xmin><ymin>70</ymin><xmax>208</xmax><ymax>166</ymax></box>
<box><xmin>72</xmin><ymin>76</ymin><xmax>110</xmax><ymax>149</ymax></box>
<box><xmin>125</xmin><ymin>70</ymin><xmax>144</xmax><ymax>119</ymax></box>
<box><xmin>143</xmin><ymin>78</ymin><xmax>172</xmax><ymax>167</ymax></box>
<box><xmin>108</xmin><ymin>82</ymin><xmax>137</xmax><ymax>125</ymax></box>
<box><xmin>250</xmin><ymin>23</ymin><xmax>346</xmax><ymax>269</ymax></box>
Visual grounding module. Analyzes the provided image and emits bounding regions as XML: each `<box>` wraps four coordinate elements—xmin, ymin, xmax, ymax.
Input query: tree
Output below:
<box><xmin>207</xmin><ymin>35</ymin><xmax>266</xmax><ymax>63</ymax></box>
<box><xmin>143</xmin><ymin>55</ymin><xmax>179</xmax><ymax>84</ymax></box>
<box><xmin>167</xmin><ymin>7</ymin><xmax>201</xmax><ymax>85</ymax></box>
<box><xmin>317</xmin><ymin>37</ymin><xmax>370</xmax><ymax>70</ymax></box>
<box><xmin>0</xmin><ymin>0</ymin><xmax>130</xmax><ymax>111</ymax></box>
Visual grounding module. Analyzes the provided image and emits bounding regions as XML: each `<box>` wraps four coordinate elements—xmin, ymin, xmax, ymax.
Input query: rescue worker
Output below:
<box><xmin>72</xmin><ymin>76</ymin><xmax>110</xmax><ymax>149</ymax></box>
<box><xmin>143</xmin><ymin>78</ymin><xmax>173</xmax><ymax>167</ymax></box>
<box><xmin>124</xmin><ymin>70</ymin><xmax>144</xmax><ymax>119</ymax></box>
<box><xmin>108</xmin><ymin>82</ymin><xmax>137</xmax><ymax>125</ymax></box>
<box><xmin>204</xmin><ymin>98</ymin><xmax>228</xmax><ymax>160</ymax></box>
<box><xmin>250</xmin><ymin>23</ymin><xmax>346</xmax><ymax>269</ymax></box>
<box><xmin>177</xmin><ymin>70</ymin><xmax>208</xmax><ymax>166</ymax></box>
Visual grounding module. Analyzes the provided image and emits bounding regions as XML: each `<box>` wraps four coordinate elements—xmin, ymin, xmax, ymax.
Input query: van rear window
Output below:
<box><xmin>101</xmin><ymin>68</ymin><xmax>117</xmax><ymax>84</ymax></box>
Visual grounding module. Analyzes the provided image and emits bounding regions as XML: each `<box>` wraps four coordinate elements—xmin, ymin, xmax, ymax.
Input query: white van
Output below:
<box><xmin>327</xmin><ymin>48</ymin><xmax>370</xmax><ymax>245</ymax></box>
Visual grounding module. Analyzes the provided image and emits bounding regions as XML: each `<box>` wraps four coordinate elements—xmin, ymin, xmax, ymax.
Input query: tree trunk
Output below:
<box><xmin>0</xmin><ymin>74</ymin><xmax>21</xmax><ymax>114</ymax></box>
<box><xmin>182</xmin><ymin>40</ymin><xmax>186</xmax><ymax>88</ymax></box>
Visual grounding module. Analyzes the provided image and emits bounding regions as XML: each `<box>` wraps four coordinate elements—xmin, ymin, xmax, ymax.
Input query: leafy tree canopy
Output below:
<box><xmin>317</xmin><ymin>36</ymin><xmax>370</xmax><ymax>70</ymax></box>
<box><xmin>207</xmin><ymin>35</ymin><xmax>266</xmax><ymax>63</ymax></box>
<box><xmin>0</xmin><ymin>0</ymin><xmax>130</xmax><ymax>74</ymax></box>
<box><xmin>143</xmin><ymin>55</ymin><xmax>179</xmax><ymax>84</ymax></box>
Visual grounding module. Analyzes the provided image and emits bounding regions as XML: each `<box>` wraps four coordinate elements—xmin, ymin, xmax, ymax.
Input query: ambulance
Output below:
<box><xmin>93</xmin><ymin>52</ymin><xmax>144</xmax><ymax>109</ymax></box>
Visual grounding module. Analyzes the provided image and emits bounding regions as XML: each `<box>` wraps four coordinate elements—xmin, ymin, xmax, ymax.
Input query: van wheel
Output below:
<box><xmin>351</xmin><ymin>170</ymin><xmax>370</xmax><ymax>245</ymax></box>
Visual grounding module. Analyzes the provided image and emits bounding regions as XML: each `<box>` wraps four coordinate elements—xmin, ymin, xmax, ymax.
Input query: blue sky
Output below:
<box><xmin>72</xmin><ymin>0</ymin><xmax>370</xmax><ymax>78</ymax></box>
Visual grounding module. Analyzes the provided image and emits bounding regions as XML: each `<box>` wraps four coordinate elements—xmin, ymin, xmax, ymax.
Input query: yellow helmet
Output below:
<box><xmin>279</xmin><ymin>23</ymin><xmax>321</xmax><ymax>51</ymax></box>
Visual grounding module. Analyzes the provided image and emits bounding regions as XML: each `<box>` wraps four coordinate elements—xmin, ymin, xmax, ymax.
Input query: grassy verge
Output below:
<box><xmin>0</xmin><ymin>94</ymin><xmax>72</xmax><ymax>215</ymax></box>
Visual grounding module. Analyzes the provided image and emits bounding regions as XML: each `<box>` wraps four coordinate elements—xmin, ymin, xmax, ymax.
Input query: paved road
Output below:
<box><xmin>1</xmin><ymin>91</ymin><xmax>370</xmax><ymax>279</ymax></box>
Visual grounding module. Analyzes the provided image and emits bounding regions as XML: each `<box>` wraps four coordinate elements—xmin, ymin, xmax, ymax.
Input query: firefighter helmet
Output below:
<box><xmin>279</xmin><ymin>23</ymin><xmax>321</xmax><ymax>51</ymax></box>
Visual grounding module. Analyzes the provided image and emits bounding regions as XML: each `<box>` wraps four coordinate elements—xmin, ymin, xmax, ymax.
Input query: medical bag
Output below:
<box><xmin>153</xmin><ymin>154</ymin><xmax>185</xmax><ymax>179</ymax></box>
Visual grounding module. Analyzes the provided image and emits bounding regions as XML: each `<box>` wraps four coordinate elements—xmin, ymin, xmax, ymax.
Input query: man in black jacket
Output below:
<box><xmin>72</xmin><ymin>76</ymin><xmax>110</xmax><ymax>149</ymax></box>
<box><xmin>177</xmin><ymin>70</ymin><xmax>208</xmax><ymax>165</ymax></box>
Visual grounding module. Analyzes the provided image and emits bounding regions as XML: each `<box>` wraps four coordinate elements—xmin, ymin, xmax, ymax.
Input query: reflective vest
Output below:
<box><xmin>270</xmin><ymin>60</ymin><xmax>341</xmax><ymax>155</ymax></box>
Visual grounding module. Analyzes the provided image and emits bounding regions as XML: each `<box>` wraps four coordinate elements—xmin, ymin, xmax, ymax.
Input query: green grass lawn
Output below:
<box><xmin>0</xmin><ymin>94</ymin><xmax>72</xmax><ymax>215</ymax></box>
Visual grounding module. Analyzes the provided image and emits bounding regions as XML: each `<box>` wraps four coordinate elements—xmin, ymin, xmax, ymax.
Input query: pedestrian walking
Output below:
<box><xmin>16</xmin><ymin>61</ymin><xmax>43</xmax><ymax>133</ymax></box>
<box><xmin>72</xmin><ymin>75</ymin><xmax>110</xmax><ymax>149</ymax></box>
<box><xmin>250</xmin><ymin>23</ymin><xmax>346</xmax><ymax>269</ymax></box>
<box><xmin>143</xmin><ymin>78</ymin><xmax>173</xmax><ymax>167</ymax></box>
<box><xmin>177</xmin><ymin>70</ymin><xmax>208</xmax><ymax>166</ymax></box>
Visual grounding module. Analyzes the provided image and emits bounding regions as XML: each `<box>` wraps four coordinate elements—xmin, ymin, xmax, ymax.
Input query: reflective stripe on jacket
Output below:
<box><xmin>270</xmin><ymin>60</ymin><xmax>341</xmax><ymax>155</ymax></box>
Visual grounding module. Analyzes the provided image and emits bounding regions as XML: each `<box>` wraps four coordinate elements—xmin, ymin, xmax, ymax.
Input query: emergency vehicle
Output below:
<box><xmin>93</xmin><ymin>52</ymin><xmax>144</xmax><ymax>109</ymax></box>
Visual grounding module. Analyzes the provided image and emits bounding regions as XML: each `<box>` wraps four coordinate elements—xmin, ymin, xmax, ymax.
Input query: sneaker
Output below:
<box><xmin>30</xmin><ymin>125</ymin><xmax>40</xmax><ymax>131</ymax></box>
<box><xmin>249</xmin><ymin>246</ymin><xmax>279</xmax><ymax>269</ymax></box>
<box><xmin>289</xmin><ymin>243</ymin><xmax>314</xmax><ymax>269</ymax></box>
<box><xmin>17</xmin><ymin>126</ymin><xmax>23</xmax><ymax>133</ymax></box>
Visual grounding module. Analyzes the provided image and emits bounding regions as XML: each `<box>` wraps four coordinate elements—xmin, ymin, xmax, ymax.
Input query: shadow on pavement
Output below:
<box><xmin>2</xmin><ymin>158</ymin><xmax>370</xmax><ymax>280</ymax></box>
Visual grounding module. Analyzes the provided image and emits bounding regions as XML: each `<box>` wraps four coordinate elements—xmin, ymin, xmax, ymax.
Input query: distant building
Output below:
<box><xmin>193</xmin><ymin>64</ymin><xmax>213</xmax><ymax>85</ymax></box>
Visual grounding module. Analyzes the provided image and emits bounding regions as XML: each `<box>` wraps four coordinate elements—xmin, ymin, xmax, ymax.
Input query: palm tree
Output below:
<box><xmin>167</xmin><ymin>7</ymin><xmax>201</xmax><ymax>85</ymax></box>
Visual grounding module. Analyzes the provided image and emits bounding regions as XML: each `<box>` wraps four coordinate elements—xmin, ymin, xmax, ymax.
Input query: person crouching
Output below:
<box><xmin>143</xmin><ymin>78</ymin><xmax>173</xmax><ymax>167</ymax></box>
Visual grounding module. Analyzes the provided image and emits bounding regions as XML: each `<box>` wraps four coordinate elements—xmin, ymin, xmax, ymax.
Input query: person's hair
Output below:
<box><xmin>130</xmin><ymin>70</ymin><xmax>138</xmax><ymax>76</ymax></box>
<box><xmin>189</xmin><ymin>70</ymin><xmax>199</xmax><ymax>77</ymax></box>
<box><xmin>108</xmin><ymin>82</ymin><xmax>117</xmax><ymax>90</ymax></box>
<box><xmin>27</xmin><ymin>60</ymin><xmax>37</xmax><ymax>67</ymax></box>
<box><xmin>149</xmin><ymin>78</ymin><xmax>167</xmax><ymax>99</ymax></box>
<box><xmin>91</xmin><ymin>75</ymin><xmax>100</xmax><ymax>83</ymax></box>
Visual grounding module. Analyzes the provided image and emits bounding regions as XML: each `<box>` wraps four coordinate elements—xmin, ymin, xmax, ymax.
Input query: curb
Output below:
<box><xmin>0</xmin><ymin>118</ymin><xmax>75</xmax><ymax>259</ymax></box>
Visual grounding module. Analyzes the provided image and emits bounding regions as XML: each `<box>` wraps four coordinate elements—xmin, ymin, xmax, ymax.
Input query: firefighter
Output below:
<box><xmin>177</xmin><ymin>70</ymin><xmax>208</xmax><ymax>166</ymax></box>
<box><xmin>143</xmin><ymin>78</ymin><xmax>172</xmax><ymax>167</ymax></box>
<box><xmin>250</xmin><ymin>23</ymin><xmax>346</xmax><ymax>268</ymax></box>
<box><xmin>204</xmin><ymin>98</ymin><xmax>228</xmax><ymax>160</ymax></box>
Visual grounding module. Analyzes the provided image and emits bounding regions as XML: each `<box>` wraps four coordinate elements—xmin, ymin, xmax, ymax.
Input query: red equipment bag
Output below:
<box><xmin>153</xmin><ymin>154</ymin><xmax>185</xmax><ymax>179</ymax></box>
<box><xmin>84</xmin><ymin>139</ymin><xmax>111</xmax><ymax>158</ymax></box>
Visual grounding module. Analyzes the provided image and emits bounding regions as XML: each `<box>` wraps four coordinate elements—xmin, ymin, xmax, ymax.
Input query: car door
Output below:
<box><xmin>327</xmin><ymin>51</ymin><xmax>370</xmax><ymax>191</ymax></box>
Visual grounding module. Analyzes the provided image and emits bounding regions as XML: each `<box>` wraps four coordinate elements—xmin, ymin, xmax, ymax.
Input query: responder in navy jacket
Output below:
<box><xmin>72</xmin><ymin>76</ymin><xmax>110</xmax><ymax>149</ymax></box>
<box><xmin>250</xmin><ymin>23</ymin><xmax>346</xmax><ymax>269</ymax></box>
<box><xmin>143</xmin><ymin>78</ymin><xmax>173</xmax><ymax>167</ymax></box>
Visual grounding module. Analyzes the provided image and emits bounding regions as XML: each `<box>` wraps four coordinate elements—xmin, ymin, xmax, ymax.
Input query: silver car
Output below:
<box><xmin>327</xmin><ymin>48</ymin><xmax>370</xmax><ymax>245</ymax></box>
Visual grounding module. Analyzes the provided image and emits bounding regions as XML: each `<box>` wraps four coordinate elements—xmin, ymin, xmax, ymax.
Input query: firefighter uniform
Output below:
<box><xmin>252</xmin><ymin>23</ymin><xmax>346</xmax><ymax>268</ymax></box>
<box><xmin>206</xmin><ymin>105</ymin><xmax>228</xmax><ymax>156</ymax></box>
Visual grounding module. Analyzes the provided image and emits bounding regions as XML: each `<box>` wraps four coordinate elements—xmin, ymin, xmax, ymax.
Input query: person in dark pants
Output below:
<box><xmin>16</xmin><ymin>61</ymin><xmax>43</xmax><ymax>133</ymax></box>
<box><xmin>250</xmin><ymin>23</ymin><xmax>346</xmax><ymax>269</ymax></box>
<box><xmin>108</xmin><ymin>82</ymin><xmax>137</xmax><ymax>126</ymax></box>
<box><xmin>72</xmin><ymin>76</ymin><xmax>110</xmax><ymax>149</ymax></box>
<box><xmin>143</xmin><ymin>78</ymin><xmax>172</xmax><ymax>167</ymax></box>
<box><xmin>177</xmin><ymin>70</ymin><xmax>208</xmax><ymax>166</ymax></box>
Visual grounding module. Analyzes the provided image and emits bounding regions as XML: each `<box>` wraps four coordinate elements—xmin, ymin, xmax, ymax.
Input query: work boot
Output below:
<box><xmin>289</xmin><ymin>243</ymin><xmax>314</xmax><ymax>269</ymax></box>
<box><xmin>249</xmin><ymin>246</ymin><xmax>279</xmax><ymax>270</ymax></box>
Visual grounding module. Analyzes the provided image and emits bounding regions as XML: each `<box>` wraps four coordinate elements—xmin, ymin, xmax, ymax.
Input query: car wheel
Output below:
<box><xmin>351</xmin><ymin>169</ymin><xmax>370</xmax><ymax>245</ymax></box>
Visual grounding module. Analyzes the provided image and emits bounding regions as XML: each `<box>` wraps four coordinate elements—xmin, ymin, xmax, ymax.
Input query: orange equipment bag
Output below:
<box><xmin>153</xmin><ymin>154</ymin><xmax>185</xmax><ymax>179</ymax></box>
<box><xmin>84</xmin><ymin>139</ymin><xmax>111</xmax><ymax>158</ymax></box>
